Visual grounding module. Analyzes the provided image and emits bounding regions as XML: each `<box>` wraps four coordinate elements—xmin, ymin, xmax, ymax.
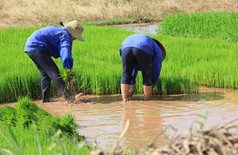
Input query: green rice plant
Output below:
<box><xmin>159</xmin><ymin>12</ymin><xmax>238</xmax><ymax>42</ymax></box>
<box><xmin>0</xmin><ymin>96</ymin><xmax>92</xmax><ymax>154</ymax></box>
<box><xmin>60</xmin><ymin>69</ymin><xmax>76</xmax><ymax>93</ymax></box>
<box><xmin>0</xmin><ymin>123</ymin><xmax>92</xmax><ymax>155</ymax></box>
<box><xmin>16</xmin><ymin>96</ymin><xmax>42</xmax><ymax>127</ymax></box>
<box><xmin>0</xmin><ymin>121</ymin><xmax>23</xmax><ymax>155</ymax></box>
<box><xmin>0</xmin><ymin>15</ymin><xmax>237</xmax><ymax>103</ymax></box>
<box><xmin>0</xmin><ymin>106</ymin><xmax>17</xmax><ymax>127</ymax></box>
<box><xmin>16</xmin><ymin>97</ymin><xmax>79</xmax><ymax>136</ymax></box>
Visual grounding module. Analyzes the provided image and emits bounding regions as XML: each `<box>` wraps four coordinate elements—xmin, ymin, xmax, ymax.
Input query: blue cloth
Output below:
<box><xmin>25</xmin><ymin>26</ymin><xmax>73</xmax><ymax>69</ymax></box>
<box><xmin>119</xmin><ymin>34</ymin><xmax>163</xmax><ymax>84</ymax></box>
<box><xmin>121</xmin><ymin>47</ymin><xmax>153</xmax><ymax>86</ymax></box>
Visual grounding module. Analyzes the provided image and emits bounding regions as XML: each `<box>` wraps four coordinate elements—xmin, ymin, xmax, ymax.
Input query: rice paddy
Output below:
<box><xmin>0</xmin><ymin>11</ymin><xmax>238</xmax><ymax>154</ymax></box>
<box><xmin>159</xmin><ymin>12</ymin><xmax>238</xmax><ymax>42</ymax></box>
<box><xmin>0</xmin><ymin>12</ymin><xmax>238</xmax><ymax>103</ymax></box>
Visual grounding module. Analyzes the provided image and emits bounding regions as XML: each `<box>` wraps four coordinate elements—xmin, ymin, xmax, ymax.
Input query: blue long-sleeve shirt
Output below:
<box><xmin>119</xmin><ymin>34</ymin><xmax>163</xmax><ymax>84</ymax></box>
<box><xmin>25</xmin><ymin>26</ymin><xmax>73</xmax><ymax>69</ymax></box>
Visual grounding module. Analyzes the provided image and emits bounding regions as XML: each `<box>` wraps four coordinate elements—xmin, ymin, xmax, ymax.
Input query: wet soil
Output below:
<box><xmin>2</xmin><ymin>86</ymin><xmax>238</xmax><ymax>150</ymax></box>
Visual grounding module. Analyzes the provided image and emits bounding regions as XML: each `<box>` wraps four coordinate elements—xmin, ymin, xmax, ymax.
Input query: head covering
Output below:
<box><xmin>63</xmin><ymin>20</ymin><xmax>85</xmax><ymax>41</ymax></box>
<box><xmin>152</xmin><ymin>38</ymin><xmax>166</xmax><ymax>61</ymax></box>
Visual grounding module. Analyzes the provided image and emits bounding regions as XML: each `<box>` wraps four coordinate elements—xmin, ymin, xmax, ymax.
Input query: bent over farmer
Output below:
<box><xmin>24</xmin><ymin>20</ymin><xmax>84</xmax><ymax>103</ymax></box>
<box><xmin>119</xmin><ymin>34</ymin><xmax>166</xmax><ymax>102</ymax></box>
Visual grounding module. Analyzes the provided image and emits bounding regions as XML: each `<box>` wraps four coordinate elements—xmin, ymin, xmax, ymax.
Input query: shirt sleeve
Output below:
<box><xmin>57</xmin><ymin>39</ymin><xmax>73</xmax><ymax>69</ymax></box>
<box><xmin>152</xmin><ymin>44</ymin><xmax>163</xmax><ymax>84</ymax></box>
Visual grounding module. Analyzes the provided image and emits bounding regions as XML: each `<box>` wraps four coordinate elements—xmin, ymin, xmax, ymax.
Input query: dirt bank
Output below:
<box><xmin>0</xmin><ymin>0</ymin><xmax>237</xmax><ymax>29</ymax></box>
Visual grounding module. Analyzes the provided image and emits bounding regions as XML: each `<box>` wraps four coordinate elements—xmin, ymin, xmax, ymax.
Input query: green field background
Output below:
<box><xmin>0</xmin><ymin>12</ymin><xmax>237</xmax><ymax>103</ymax></box>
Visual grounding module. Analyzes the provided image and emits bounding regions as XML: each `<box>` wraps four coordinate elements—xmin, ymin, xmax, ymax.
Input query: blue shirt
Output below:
<box><xmin>25</xmin><ymin>26</ymin><xmax>73</xmax><ymax>69</ymax></box>
<box><xmin>119</xmin><ymin>34</ymin><xmax>163</xmax><ymax>84</ymax></box>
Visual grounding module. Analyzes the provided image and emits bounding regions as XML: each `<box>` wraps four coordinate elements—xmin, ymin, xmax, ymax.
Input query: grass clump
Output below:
<box><xmin>0</xmin><ymin>96</ymin><xmax>92</xmax><ymax>154</ymax></box>
<box><xmin>159</xmin><ymin>12</ymin><xmax>238</xmax><ymax>42</ymax></box>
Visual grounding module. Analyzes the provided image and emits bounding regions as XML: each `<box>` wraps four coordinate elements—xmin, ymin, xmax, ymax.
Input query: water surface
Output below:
<box><xmin>113</xmin><ymin>23</ymin><xmax>159</xmax><ymax>35</ymax></box>
<box><xmin>30</xmin><ymin>87</ymin><xmax>238</xmax><ymax>150</ymax></box>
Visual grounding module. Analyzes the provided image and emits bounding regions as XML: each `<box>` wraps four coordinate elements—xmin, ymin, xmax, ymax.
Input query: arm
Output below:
<box><xmin>57</xmin><ymin>40</ymin><xmax>73</xmax><ymax>69</ymax></box>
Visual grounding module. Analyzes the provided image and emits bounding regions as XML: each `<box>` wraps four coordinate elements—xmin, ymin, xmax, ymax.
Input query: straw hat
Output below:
<box><xmin>63</xmin><ymin>20</ymin><xmax>85</xmax><ymax>41</ymax></box>
<box><xmin>152</xmin><ymin>38</ymin><xmax>166</xmax><ymax>61</ymax></box>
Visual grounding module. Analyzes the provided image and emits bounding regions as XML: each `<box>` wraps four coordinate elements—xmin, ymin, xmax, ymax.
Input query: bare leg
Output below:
<box><xmin>143</xmin><ymin>85</ymin><xmax>152</xmax><ymax>100</ymax></box>
<box><xmin>121</xmin><ymin>84</ymin><xmax>130</xmax><ymax>102</ymax></box>
<box><xmin>128</xmin><ymin>85</ymin><xmax>135</xmax><ymax>97</ymax></box>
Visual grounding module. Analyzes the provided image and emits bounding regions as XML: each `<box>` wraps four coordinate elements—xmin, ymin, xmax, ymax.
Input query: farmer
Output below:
<box><xmin>119</xmin><ymin>34</ymin><xmax>166</xmax><ymax>102</ymax></box>
<box><xmin>24</xmin><ymin>20</ymin><xmax>84</xmax><ymax>103</ymax></box>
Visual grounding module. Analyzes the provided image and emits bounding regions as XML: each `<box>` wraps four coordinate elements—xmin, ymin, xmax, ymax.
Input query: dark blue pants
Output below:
<box><xmin>26</xmin><ymin>50</ymin><xmax>73</xmax><ymax>102</ymax></box>
<box><xmin>121</xmin><ymin>47</ymin><xmax>153</xmax><ymax>86</ymax></box>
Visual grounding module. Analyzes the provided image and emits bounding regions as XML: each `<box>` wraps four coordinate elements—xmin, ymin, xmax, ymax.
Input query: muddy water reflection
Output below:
<box><xmin>74</xmin><ymin>87</ymin><xmax>238</xmax><ymax>150</ymax></box>
<box><xmin>38</xmin><ymin>87</ymin><xmax>238</xmax><ymax>150</ymax></box>
<box><xmin>2</xmin><ymin>87</ymin><xmax>238</xmax><ymax>150</ymax></box>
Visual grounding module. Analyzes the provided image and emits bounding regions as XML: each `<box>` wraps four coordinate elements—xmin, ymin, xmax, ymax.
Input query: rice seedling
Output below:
<box><xmin>60</xmin><ymin>69</ymin><xmax>76</xmax><ymax>93</ymax></box>
<box><xmin>0</xmin><ymin>96</ymin><xmax>92</xmax><ymax>154</ymax></box>
<box><xmin>159</xmin><ymin>12</ymin><xmax>238</xmax><ymax>42</ymax></box>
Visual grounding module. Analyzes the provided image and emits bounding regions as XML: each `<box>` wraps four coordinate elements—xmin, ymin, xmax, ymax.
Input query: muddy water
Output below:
<box><xmin>1</xmin><ymin>87</ymin><xmax>238</xmax><ymax>150</ymax></box>
<box><xmin>2</xmin><ymin>87</ymin><xmax>229</xmax><ymax>150</ymax></box>
<box><xmin>113</xmin><ymin>23</ymin><xmax>159</xmax><ymax>35</ymax></box>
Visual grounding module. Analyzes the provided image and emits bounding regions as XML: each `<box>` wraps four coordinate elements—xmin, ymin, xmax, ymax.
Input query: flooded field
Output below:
<box><xmin>1</xmin><ymin>23</ymin><xmax>237</xmax><ymax>152</ymax></box>
<box><xmin>3</xmin><ymin>86</ymin><xmax>237</xmax><ymax>150</ymax></box>
<box><xmin>113</xmin><ymin>23</ymin><xmax>159</xmax><ymax>35</ymax></box>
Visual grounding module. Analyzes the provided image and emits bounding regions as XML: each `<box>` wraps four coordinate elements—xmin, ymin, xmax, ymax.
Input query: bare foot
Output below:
<box><xmin>71</xmin><ymin>92</ymin><xmax>84</xmax><ymax>104</ymax></box>
<box><xmin>75</xmin><ymin>92</ymin><xmax>84</xmax><ymax>100</ymax></box>
<box><xmin>64</xmin><ymin>101</ymin><xmax>75</xmax><ymax>107</ymax></box>
<box><xmin>122</xmin><ymin>98</ymin><xmax>128</xmax><ymax>103</ymax></box>
<box><xmin>64</xmin><ymin>101</ymin><xmax>70</xmax><ymax>105</ymax></box>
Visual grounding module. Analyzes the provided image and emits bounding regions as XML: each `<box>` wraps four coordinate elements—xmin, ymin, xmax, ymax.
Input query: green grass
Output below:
<box><xmin>159</xmin><ymin>12</ymin><xmax>238</xmax><ymax>42</ymax></box>
<box><xmin>0</xmin><ymin>96</ymin><xmax>92</xmax><ymax>155</ymax></box>
<box><xmin>0</xmin><ymin>12</ymin><xmax>238</xmax><ymax>102</ymax></box>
